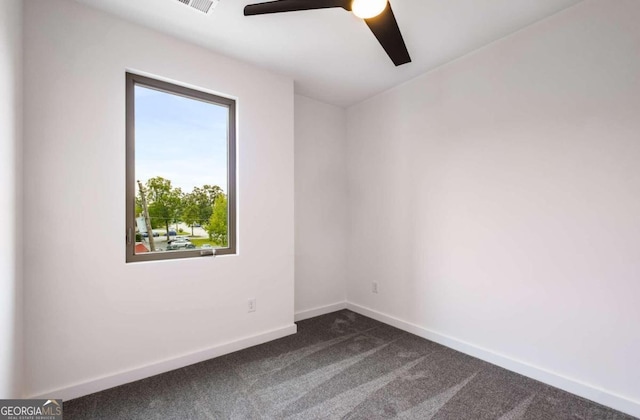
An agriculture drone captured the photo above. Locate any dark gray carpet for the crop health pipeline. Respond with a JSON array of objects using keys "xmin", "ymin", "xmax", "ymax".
[{"xmin": 64, "ymin": 310, "xmax": 634, "ymax": 419}]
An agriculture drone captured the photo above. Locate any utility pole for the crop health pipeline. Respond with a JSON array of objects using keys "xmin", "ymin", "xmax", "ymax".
[{"xmin": 137, "ymin": 180, "xmax": 156, "ymax": 252}]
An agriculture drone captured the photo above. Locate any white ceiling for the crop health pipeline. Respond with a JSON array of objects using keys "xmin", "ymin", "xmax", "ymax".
[{"xmin": 75, "ymin": 0, "xmax": 583, "ymax": 107}]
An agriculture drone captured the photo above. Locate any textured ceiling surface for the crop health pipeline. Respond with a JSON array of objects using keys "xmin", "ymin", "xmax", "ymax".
[{"xmin": 75, "ymin": 0, "xmax": 583, "ymax": 107}]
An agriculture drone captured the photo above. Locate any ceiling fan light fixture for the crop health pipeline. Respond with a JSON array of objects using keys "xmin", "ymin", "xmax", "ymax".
[
  {"xmin": 244, "ymin": 0, "xmax": 410, "ymax": 66},
  {"xmin": 351, "ymin": 0, "xmax": 388, "ymax": 19}
]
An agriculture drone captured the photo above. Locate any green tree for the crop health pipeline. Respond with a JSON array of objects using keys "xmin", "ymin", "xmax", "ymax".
[
  {"xmin": 135, "ymin": 196, "xmax": 143, "ymax": 217},
  {"xmin": 181, "ymin": 194, "xmax": 201, "ymax": 236},
  {"xmin": 183, "ymin": 185, "xmax": 224, "ymax": 234},
  {"xmin": 207, "ymin": 194, "xmax": 228, "ymax": 246},
  {"xmin": 144, "ymin": 177, "xmax": 183, "ymax": 239},
  {"xmin": 200, "ymin": 184, "xmax": 224, "ymax": 225}
]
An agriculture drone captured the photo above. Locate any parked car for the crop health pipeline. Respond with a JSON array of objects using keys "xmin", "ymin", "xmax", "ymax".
[
  {"xmin": 168, "ymin": 230, "xmax": 177, "ymax": 236},
  {"xmin": 166, "ymin": 241, "xmax": 196, "ymax": 250},
  {"xmin": 167, "ymin": 237, "xmax": 193, "ymax": 249},
  {"xmin": 141, "ymin": 231, "xmax": 160, "ymax": 238}
]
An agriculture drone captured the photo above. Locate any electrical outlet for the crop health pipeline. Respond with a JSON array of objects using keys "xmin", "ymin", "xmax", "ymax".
[
  {"xmin": 372, "ymin": 282, "xmax": 378, "ymax": 294},
  {"xmin": 248, "ymin": 298, "xmax": 256, "ymax": 312}
]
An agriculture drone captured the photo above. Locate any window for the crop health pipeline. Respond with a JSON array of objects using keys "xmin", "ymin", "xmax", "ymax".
[{"xmin": 126, "ymin": 73, "xmax": 236, "ymax": 262}]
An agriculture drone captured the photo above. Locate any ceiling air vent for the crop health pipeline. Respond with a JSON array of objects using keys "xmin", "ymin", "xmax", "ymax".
[{"xmin": 176, "ymin": 0, "xmax": 218, "ymax": 15}]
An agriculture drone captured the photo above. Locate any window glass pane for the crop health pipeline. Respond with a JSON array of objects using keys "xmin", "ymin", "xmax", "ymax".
[{"xmin": 133, "ymin": 85, "xmax": 230, "ymax": 255}]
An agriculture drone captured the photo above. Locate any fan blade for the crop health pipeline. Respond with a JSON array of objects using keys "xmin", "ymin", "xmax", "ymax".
[
  {"xmin": 244, "ymin": 0, "xmax": 350, "ymax": 16},
  {"xmin": 364, "ymin": 2, "xmax": 411, "ymax": 66}
]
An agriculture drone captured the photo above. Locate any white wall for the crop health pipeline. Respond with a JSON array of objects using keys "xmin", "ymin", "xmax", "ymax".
[
  {"xmin": 0, "ymin": 0, "xmax": 23, "ymax": 399},
  {"xmin": 294, "ymin": 95, "xmax": 348, "ymax": 319},
  {"xmin": 23, "ymin": 0, "xmax": 294, "ymax": 399},
  {"xmin": 347, "ymin": 0, "xmax": 640, "ymax": 415}
]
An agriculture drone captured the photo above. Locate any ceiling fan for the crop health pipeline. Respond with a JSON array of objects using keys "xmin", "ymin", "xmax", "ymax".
[{"xmin": 243, "ymin": 0, "xmax": 411, "ymax": 66}]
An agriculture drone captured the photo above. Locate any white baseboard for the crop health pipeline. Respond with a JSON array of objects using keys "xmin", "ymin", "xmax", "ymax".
[
  {"xmin": 346, "ymin": 302, "xmax": 640, "ymax": 419},
  {"xmin": 295, "ymin": 301, "xmax": 347, "ymax": 322},
  {"xmin": 29, "ymin": 324, "xmax": 297, "ymax": 401}
]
